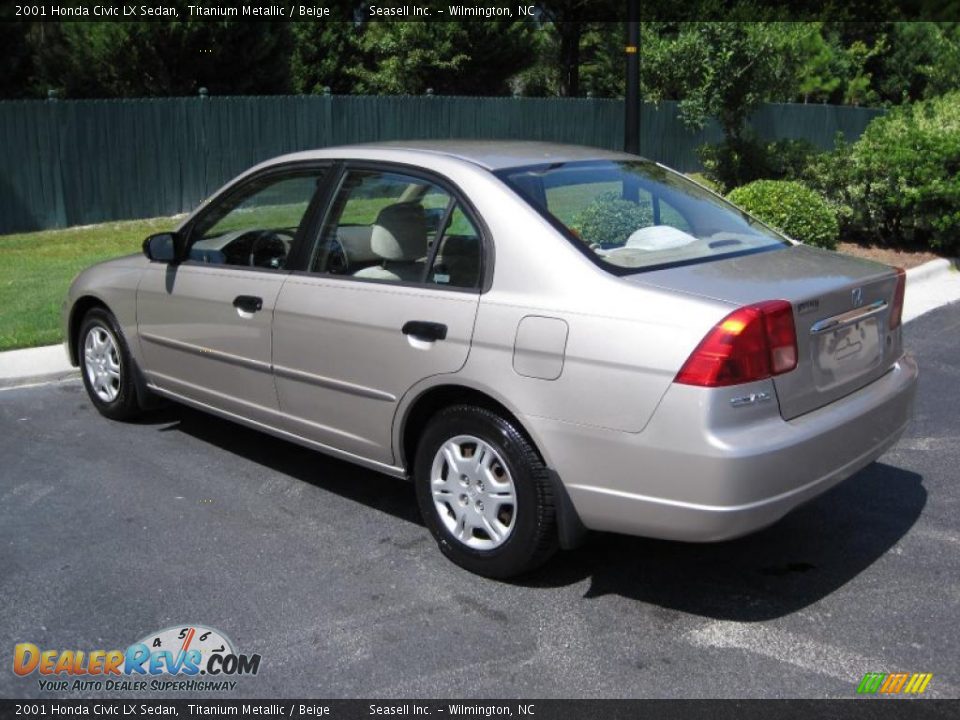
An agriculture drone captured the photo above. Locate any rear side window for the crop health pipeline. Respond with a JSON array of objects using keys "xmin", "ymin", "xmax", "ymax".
[
  {"xmin": 428, "ymin": 206, "xmax": 482, "ymax": 289},
  {"xmin": 498, "ymin": 160, "xmax": 786, "ymax": 273},
  {"xmin": 309, "ymin": 169, "xmax": 482, "ymax": 289}
]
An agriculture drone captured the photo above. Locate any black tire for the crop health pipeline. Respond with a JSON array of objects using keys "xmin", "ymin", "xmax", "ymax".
[
  {"xmin": 78, "ymin": 308, "xmax": 143, "ymax": 421},
  {"xmin": 414, "ymin": 405, "xmax": 558, "ymax": 578}
]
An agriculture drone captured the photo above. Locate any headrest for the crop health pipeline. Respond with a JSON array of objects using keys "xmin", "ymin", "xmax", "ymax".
[
  {"xmin": 370, "ymin": 202, "xmax": 428, "ymax": 261},
  {"xmin": 336, "ymin": 225, "xmax": 380, "ymax": 263}
]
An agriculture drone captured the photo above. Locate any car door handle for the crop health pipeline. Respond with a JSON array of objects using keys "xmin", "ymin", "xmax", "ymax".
[
  {"xmin": 402, "ymin": 321, "xmax": 448, "ymax": 342},
  {"xmin": 233, "ymin": 295, "xmax": 263, "ymax": 314}
]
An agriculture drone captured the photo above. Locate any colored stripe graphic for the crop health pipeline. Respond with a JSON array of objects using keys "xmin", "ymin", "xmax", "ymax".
[
  {"xmin": 904, "ymin": 673, "xmax": 933, "ymax": 694},
  {"xmin": 858, "ymin": 672, "xmax": 933, "ymax": 695},
  {"xmin": 857, "ymin": 673, "xmax": 886, "ymax": 694},
  {"xmin": 880, "ymin": 673, "xmax": 910, "ymax": 693}
]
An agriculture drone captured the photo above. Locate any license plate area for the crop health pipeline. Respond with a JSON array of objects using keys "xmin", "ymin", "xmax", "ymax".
[{"xmin": 813, "ymin": 317, "xmax": 883, "ymax": 391}]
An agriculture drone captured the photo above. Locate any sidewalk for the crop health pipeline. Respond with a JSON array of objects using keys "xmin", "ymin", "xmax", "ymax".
[
  {"xmin": 1, "ymin": 257, "xmax": 958, "ymax": 390},
  {"xmin": 901, "ymin": 258, "xmax": 960, "ymax": 323},
  {"xmin": 0, "ymin": 343, "xmax": 75, "ymax": 389}
]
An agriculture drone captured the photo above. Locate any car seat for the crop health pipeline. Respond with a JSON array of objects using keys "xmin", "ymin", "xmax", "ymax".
[{"xmin": 352, "ymin": 202, "xmax": 428, "ymax": 282}]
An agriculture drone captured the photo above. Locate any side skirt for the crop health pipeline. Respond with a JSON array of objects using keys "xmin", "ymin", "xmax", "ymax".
[{"xmin": 147, "ymin": 384, "xmax": 408, "ymax": 480}]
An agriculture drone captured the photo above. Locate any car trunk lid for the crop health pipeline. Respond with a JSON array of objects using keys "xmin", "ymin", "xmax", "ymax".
[{"xmin": 628, "ymin": 245, "xmax": 903, "ymax": 420}]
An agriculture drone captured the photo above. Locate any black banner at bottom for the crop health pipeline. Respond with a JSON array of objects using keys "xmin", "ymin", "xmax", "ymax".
[{"xmin": 1, "ymin": 700, "xmax": 959, "ymax": 720}]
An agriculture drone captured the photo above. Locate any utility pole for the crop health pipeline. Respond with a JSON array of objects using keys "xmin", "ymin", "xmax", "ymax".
[{"xmin": 624, "ymin": 1, "xmax": 640, "ymax": 155}]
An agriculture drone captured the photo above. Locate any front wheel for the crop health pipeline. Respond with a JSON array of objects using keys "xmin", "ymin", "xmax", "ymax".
[
  {"xmin": 78, "ymin": 308, "xmax": 142, "ymax": 421},
  {"xmin": 414, "ymin": 405, "xmax": 558, "ymax": 578}
]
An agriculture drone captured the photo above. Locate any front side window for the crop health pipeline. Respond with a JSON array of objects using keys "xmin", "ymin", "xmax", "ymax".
[
  {"xmin": 187, "ymin": 170, "xmax": 327, "ymax": 269},
  {"xmin": 496, "ymin": 160, "xmax": 787, "ymax": 273},
  {"xmin": 310, "ymin": 169, "xmax": 482, "ymax": 289}
]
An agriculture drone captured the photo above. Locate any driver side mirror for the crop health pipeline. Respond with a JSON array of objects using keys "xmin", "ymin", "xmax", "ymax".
[{"xmin": 142, "ymin": 232, "xmax": 181, "ymax": 263}]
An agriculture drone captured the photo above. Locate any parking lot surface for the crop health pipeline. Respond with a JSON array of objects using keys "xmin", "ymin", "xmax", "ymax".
[{"xmin": 1, "ymin": 304, "xmax": 958, "ymax": 699}]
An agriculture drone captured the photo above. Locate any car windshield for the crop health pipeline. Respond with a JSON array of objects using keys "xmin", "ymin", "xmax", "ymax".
[{"xmin": 495, "ymin": 160, "xmax": 789, "ymax": 273}]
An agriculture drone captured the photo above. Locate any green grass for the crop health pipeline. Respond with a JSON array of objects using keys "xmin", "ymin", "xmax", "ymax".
[{"xmin": 0, "ymin": 217, "xmax": 178, "ymax": 351}]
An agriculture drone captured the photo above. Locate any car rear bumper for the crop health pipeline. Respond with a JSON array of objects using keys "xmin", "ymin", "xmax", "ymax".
[{"xmin": 527, "ymin": 354, "xmax": 918, "ymax": 541}]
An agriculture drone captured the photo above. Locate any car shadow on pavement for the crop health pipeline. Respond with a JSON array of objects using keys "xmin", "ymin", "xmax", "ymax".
[
  {"xmin": 143, "ymin": 403, "xmax": 924, "ymax": 622},
  {"xmin": 145, "ymin": 404, "xmax": 425, "ymax": 526},
  {"xmin": 525, "ymin": 461, "xmax": 926, "ymax": 621}
]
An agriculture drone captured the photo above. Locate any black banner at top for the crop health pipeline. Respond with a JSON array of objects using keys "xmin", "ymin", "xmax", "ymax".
[{"xmin": 3, "ymin": 0, "xmax": 960, "ymax": 23}]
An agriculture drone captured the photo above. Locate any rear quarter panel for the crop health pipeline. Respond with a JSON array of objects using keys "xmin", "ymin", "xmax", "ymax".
[{"xmin": 429, "ymin": 166, "xmax": 734, "ymax": 441}]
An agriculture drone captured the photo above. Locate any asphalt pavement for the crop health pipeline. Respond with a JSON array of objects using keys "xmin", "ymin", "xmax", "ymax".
[{"xmin": 1, "ymin": 303, "xmax": 958, "ymax": 699}]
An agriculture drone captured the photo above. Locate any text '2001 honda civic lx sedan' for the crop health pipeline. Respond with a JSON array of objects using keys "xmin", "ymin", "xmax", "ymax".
[{"xmin": 64, "ymin": 141, "xmax": 917, "ymax": 578}]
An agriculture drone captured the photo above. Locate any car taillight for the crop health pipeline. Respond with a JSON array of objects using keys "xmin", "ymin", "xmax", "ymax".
[
  {"xmin": 889, "ymin": 267, "xmax": 906, "ymax": 330},
  {"xmin": 675, "ymin": 300, "xmax": 798, "ymax": 387}
]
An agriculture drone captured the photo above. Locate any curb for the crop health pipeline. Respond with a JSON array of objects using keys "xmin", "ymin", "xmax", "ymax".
[
  {"xmin": 906, "ymin": 257, "xmax": 957, "ymax": 284},
  {"xmin": 0, "ymin": 344, "xmax": 79, "ymax": 391},
  {"xmin": 0, "ymin": 368, "xmax": 79, "ymax": 390},
  {"xmin": 1, "ymin": 256, "xmax": 958, "ymax": 392}
]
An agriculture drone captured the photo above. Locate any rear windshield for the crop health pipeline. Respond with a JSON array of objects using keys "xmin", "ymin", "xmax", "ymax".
[{"xmin": 495, "ymin": 160, "xmax": 788, "ymax": 273}]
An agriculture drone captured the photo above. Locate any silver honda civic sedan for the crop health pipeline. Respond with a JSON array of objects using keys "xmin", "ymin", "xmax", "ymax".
[{"xmin": 63, "ymin": 141, "xmax": 917, "ymax": 578}]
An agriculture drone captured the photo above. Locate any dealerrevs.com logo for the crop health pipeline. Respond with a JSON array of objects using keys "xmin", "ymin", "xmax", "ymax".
[{"xmin": 13, "ymin": 625, "xmax": 261, "ymax": 693}]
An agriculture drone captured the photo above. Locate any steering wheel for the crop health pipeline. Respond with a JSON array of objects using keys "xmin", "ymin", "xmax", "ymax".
[{"xmin": 247, "ymin": 230, "xmax": 293, "ymax": 269}]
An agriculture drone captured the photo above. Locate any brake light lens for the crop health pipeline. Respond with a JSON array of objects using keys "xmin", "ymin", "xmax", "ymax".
[
  {"xmin": 889, "ymin": 267, "xmax": 906, "ymax": 330},
  {"xmin": 675, "ymin": 300, "xmax": 798, "ymax": 387}
]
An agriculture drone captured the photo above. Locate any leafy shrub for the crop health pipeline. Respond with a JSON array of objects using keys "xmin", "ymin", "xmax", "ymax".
[
  {"xmin": 727, "ymin": 180, "xmax": 839, "ymax": 249},
  {"xmin": 572, "ymin": 191, "xmax": 653, "ymax": 247},
  {"xmin": 768, "ymin": 138, "xmax": 821, "ymax": 183},
  {"xmin": 801, "ymin": 134, "xmax": 856, "ymax": 234},
  {"xmin": 697, "ymin": 135, "xmax": 771, "ymax": 193},
  {"xmin": 836, "ymin": 92, "xmax": 960, "ymax": 251},
  {"xmin": 697, "ymin": 135, "xmax": 819, "ymax": 193}
]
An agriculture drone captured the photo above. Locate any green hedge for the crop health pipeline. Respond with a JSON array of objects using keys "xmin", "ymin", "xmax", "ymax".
[
  {"xmin": 697, "ymin": 135, "xmax": 820, "ymax": 193},
  {"xmin": 834, "ymin": 92, "xmax": 960, "ymax": 252},
  {"xmin": 573, "ymin": 191, "xmax": 653, "ymax": 246},
  {"xmin": 727, "ymin": 180, "xmax": 839, "ymax": 250}
]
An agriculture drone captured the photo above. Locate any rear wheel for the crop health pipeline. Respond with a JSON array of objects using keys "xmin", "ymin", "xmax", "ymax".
[
  {"xmin": 414, "ymin": 405, "xmax": 558, "ymax": 578},
  {"xmin": 78, "ymin": 308, "xmax": 142, "ymax": 421}
]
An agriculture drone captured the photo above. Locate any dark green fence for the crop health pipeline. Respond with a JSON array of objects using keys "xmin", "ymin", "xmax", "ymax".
[{"xmin": 0, "ymin": 95, "xmax": 884, "ymax": 234}]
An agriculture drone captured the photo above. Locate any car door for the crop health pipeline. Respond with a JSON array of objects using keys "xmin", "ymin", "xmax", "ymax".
[
  {"xmin": 137, "ymin": 165, "xmax": 330, "ymax": 426},
  {"xmin": 272, "ymin": 164, "xmax": 486, "ymax": 466}
]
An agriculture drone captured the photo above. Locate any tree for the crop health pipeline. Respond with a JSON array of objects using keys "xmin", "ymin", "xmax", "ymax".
[
  {"xmin": 794, "ymin": 23, "xmax": 844, "ymax": 104},
  {"xmin": 31, "ymin": 18, "xmax": 292, "ymax": 98},
  {"xmin": 536, "ymin": 1, "xmax": 619, "ymax": 97},
  {"xmin": 350, "ymin": 21, "xmax": 536, "ymax": 96},
  {"xmin": 508, "ymin": 18, "xmax": 624, "ymax": 99},
  {"xmin": 290, "ymin": 9, "xmax": 363, "ymax": 95},
  {"xmin": 640, "ymin": 22, "xmax": 806, "ymax": 141},
  {"xmin": 579, "ymin": 23, "xmax": 625, "ymax": 98},
  {"xmin": 507, "ymin": 27, "xmax": 561, "ymax": 97},
  {"xmin": 841, "ymin": 37, "xmax": 885, "ymax": 107},
  {"xmin": 0, "ymin": 22, "xmax": 37, "ymax": 98},
  {"xmin": 870, "ymin": 22, "xmax": 960, "ymax": 104}
]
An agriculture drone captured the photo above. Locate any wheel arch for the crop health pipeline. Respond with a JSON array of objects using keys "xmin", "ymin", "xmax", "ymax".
[
  {"xmin": 68, "ymin": 295, "xmax": 157, "ymax": 411},
  {"xmin": 398, "ymin": 383, "xmax": 542, "ymax": 473},
  {"xmin": 67, "ymin": 295, "xmax": 111, "ymax": 366},
  {"xmin": 397, "ymin": 381, "xmax": 587, "ymax": 550}
]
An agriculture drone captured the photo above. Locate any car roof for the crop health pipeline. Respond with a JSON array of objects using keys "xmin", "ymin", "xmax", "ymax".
[{"xmin": 273, "ymin": 141, "xmax": 639, "ymax": 172}]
